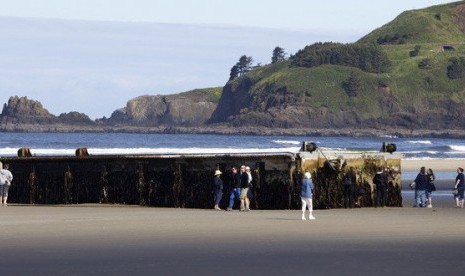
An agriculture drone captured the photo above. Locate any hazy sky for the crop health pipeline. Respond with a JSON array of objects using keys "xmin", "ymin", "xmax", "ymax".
[
  {"xmin": 1, "ymin": 0, "xmax": 456, "ymax": 31},
  {"xmin": 0, "ymin": 0, "xmax": 456, "ymax": 119}
]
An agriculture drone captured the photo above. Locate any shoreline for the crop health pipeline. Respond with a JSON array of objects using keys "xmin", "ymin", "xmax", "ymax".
[{"xmin": 3, "ymin": 124, "xmax": 465, "ymax": 139}]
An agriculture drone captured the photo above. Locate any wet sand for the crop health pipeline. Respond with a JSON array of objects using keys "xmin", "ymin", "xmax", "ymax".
[
  {"xmin": 0, "ymin": 204, "xmax": 464, "ymax": 275},
  {"xmin": 402, "ymin": 159, "xmax": 465, "ymax": 172}
]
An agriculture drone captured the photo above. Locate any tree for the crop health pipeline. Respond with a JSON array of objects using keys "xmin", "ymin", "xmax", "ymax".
[
  {"xmin": 271, "ymin": 46, "xmax": 286, "ymax": 63},
  {"xmin": 447, "ymin": 57, "xmax": 465, "ymax": 79},
  {"xmin": 237, "ymin": 55, "xmax": 253, "ymax": 75},
  {"xmin": 229, "ymin": 55, "xmax": 254, "ymax": 81},
  {"xmin": 229, "ymin": 65, "xmax": 240, "ymax": 81},
  {"xmin": 342, "ymin": 71, "xmax": 361, "ymax": 97}
]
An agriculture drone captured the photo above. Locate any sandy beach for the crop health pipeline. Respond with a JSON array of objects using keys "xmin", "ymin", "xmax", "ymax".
[{"xmin": 0, "ymin": 204, "xmax": 464, "ymax": 275}]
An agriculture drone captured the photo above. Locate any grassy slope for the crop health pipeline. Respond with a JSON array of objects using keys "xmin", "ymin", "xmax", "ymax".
[
  {"xmin": 228, "ymin": 1, "xmax": 465, "ymax": 123},
  {"xmin": 358, "ymin": 1, "xmax": 465, "ymax": 44}
]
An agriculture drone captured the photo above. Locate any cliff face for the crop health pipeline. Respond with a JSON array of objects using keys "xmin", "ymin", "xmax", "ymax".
[{"xmin": 105, "ymin": 89, "xmax": 220, "ymax": 126}]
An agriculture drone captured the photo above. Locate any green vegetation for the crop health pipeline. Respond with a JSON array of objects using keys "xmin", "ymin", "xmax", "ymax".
[
  {"xmin": 208, "ymin": 1, "xmax": 465, "ymax": 129},
  {"xmin": 358, "ymin": 1, "xmax": 465, "ymax": 44},
  {"xmin": 178, "ymin": 87, "xmax": 223, "ymax": 103},
  {"xmin": 291, "ymin": 42, "xmax": 391, "ymax": 73}
]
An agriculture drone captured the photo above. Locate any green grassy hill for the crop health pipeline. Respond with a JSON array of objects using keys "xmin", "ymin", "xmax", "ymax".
[
  {"xmin": 210, "ymin": 1, "xmax": 465, "ymax": 131},
  {"xmin": 358, "ymin": 1, "xmax": 465, "ymax": 44}
]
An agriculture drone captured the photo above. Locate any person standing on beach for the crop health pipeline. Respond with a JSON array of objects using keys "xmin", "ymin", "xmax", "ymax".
[
  {"xmin": 410, "ymin": 166, "xmax": 428, "ymax": 208},
  {"xmin": 0, "ymin": 162, "xmax": 13, "ymax": 206},
  {"xmin": 245, "ymin": 166, "xmax": 253, "ymax": 208},
  {"xmin": 226, "ymin": 167, "xmax": 241, "ymax": 211},
  {"xmin": 239, "ymin": 165, "xmax": 250, "ymax": 211},
  {"xmin": 301, "ymin": 172, "xmax": 315, "ymax": 220},
  {"xmin": 426, "ymin": 168, "xmax": 436, "ymax": 208},
  {"xmin": 213, "ymin": 169, "xmax": 223, "ymax": 210},
  {"xmin": 453, "ymin": 167, "xmax": 464, "ymax": 208},
  {"xmin": 373, "ymin": 167, "xmax": 388, "ymax": 207},
  {"xmin": 343, "ymin": 167, "xmax": 356, "ymax": 208}
]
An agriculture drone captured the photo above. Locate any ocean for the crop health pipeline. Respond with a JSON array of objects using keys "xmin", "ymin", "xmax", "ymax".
[{"xmin": 0, "ymin": 132, "xmax": 464, "ymax": 160}]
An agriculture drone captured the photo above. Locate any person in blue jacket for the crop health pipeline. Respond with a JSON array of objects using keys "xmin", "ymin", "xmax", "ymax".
[{"xmin": 301, "ymin": 172, "xmax": 315, "ymax": 220}]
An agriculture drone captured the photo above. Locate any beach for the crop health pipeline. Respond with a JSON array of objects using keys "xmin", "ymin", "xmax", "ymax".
[
  {"xmin": 402, "ymin": 159, "xmax": 465, "ymax": 172},
  {"xmin": 0, "ymin": 204, "xmax": 464, "ymax": 275}
]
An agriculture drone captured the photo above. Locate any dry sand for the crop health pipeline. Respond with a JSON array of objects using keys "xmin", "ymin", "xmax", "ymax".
[{"xmin": 0, "ymin": 204, "xmax": 464, "ymax": 275}]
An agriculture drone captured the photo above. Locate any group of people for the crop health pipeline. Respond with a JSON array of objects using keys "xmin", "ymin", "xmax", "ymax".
[
  {"xmin": 0, "ymin": 162, "xmax": 13, "ymax": 206},
  {"xmin": 409, "ymin": 166, "xmax": 465, "ymax": 208},
  {"xmin": 410, "ymin": 166, "xmax": 436, "ymax": 208},
  {"xmin": 212, "ymin": 165, "xmax": 253, "ymax": 211}
]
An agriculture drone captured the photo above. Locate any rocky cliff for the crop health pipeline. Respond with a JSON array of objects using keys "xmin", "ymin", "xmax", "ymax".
[
  {"xmin": 0, "ymin": 96, "xmax": 94, "ymax": 127},
  {"xmin": 103, "ymin": 88, "xmax": 221, "ymax": 127}
]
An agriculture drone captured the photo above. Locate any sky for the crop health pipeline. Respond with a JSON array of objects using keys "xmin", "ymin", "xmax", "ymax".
[{"xmin": 0, "ymin": 0, "xmax": 457, "ymax": 119}]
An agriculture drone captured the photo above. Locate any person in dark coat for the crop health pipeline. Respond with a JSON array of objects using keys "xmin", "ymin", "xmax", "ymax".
[
  {"xmin": 239, "ymin": 165, "xmax": 250, "ymax": 211},
  {"xmin": 226, "ymin": 167, "xmax": 241, "ymax": 211},
  {"xmin": 454, "ymin": 167, "xmax": 465, "ymax": 208},
  {"xmin": 373, "ymin": 167, "xmax": 388, "ymax": 207},
  {"xmin": 426, "ymin": 168, "xmax": 436, "ymax": 208},
  {"xmin": 213, "ymin": 170, "xmax": 223, "ymax": 210},
  {"xmin": 343, "ymin": 167, "xmax": 356, "ymax": 208},
  {"xmin": 410, "ymin": 166, "xmax": 428, "ymax": 207}
]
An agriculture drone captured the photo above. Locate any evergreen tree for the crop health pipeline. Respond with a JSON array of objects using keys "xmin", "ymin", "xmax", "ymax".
[
  {"xmin": 229, "ymin": 65, "xmax": 240, "ymax": 81},
  {"xmin": 342, "ymin": 71, "xmax": 361, "ymax": 97},
  {"xmin": 271, "ymin": 46, "xmax": 286, "ymax": 63},
  {"xmin": 229, "ymin": 55, "xmax": 254, "ymax": 81}
]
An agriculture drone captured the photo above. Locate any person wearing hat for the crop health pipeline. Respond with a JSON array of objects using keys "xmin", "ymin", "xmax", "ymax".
[
  {"xmin": 301, "ymin": 172, "xmax": 315, "ymax": 220},
  {"xmin": 213, "ymin": 169, "xmax": 224, "ymax": 210}
]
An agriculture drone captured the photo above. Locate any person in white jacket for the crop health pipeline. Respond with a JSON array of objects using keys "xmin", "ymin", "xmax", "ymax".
[{"xmin": 0, "ymin": 162, "xmax": 13, "ymax": 206}]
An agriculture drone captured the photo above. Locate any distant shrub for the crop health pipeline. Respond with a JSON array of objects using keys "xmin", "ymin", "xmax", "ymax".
[
  {"xmin": 378, "ymin": 80, "xmax": 389, "ymax": 87},
  {"xmin": 435, "ymin": 13, "xmax": 442, "ymax": 21},
  {"xmin": 409, "ymin": 45, "xmax": 421, "ymax": 57},
  {"xmin": 418, "ymin": 58, "xmax": 432, "ymax": 69},
  {"xmin": 342, "ymin": 72, "xmax": 361, "ymax": 97},
  {"xmin": 376, "ymin": 33, "xmax": 412, "ymax": 45},
  {"xmin": 291, "ymin": 42, "xmax": 391, "ymax": 73},
  {"xmin": 447, "ymin": 57, "xmax": 465, "ymax": 79}
]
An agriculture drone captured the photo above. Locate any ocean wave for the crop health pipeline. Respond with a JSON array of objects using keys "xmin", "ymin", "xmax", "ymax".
[
  {"xmin": 0, "ymin": 147, "xmax": 302, "ymax": 156},
  {"xmin": 449, "ymin": 145, "xmax": 465, "ymax": 152},
  {"xmin": 406, "ymin": 140, "xmax": 432, "ymax": 145},
  {"xmin": 272, "ymin": 140, "xmax": 301, "ymax": 145}
]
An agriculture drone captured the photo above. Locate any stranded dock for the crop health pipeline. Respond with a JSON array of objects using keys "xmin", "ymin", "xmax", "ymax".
[{"xmin": 1, "ymin": 143, "xmax": 402, "ymax": 209}]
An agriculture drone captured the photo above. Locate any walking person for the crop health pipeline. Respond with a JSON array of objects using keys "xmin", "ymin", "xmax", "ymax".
[
  {"xmin": 213, "ymin": 169, "xmax": 223, "ymax": 210},
  {"xmin": 301, "ymin": 172, "xmax": 315, "ymax": 220},
  {"xmin": 426, "ymin": 168, "xmax": 436, "ymax": 208},
  {"xmin": 410, "ymin": 166, "xmax": 428, "ymax": 207},
  {"xmin": 226, "ymin": 167, "xmax": 241, "ymax": 211},
  {"xmin": 239, "ymin": 165, "xmax": 250, "ymax": 211},
  {"xmin": 454, "ymin": 167, "xmax": 464, "ymax": 208},
  {"xmin": 343, "ymin": 167, "xmax": 356, "ymax": 208},
  {"xmin": 373, "ymin": 167, "xmax": 388, "ymax": 207},
  {"xmin": 0, "ymin": 162, "xmax": 13, "ymax": 206}
]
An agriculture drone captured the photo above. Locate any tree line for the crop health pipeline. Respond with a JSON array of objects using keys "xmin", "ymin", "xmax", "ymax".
[{"xmin": 291, "ymin": 42, "xmax": 391, "ymax": 73}]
